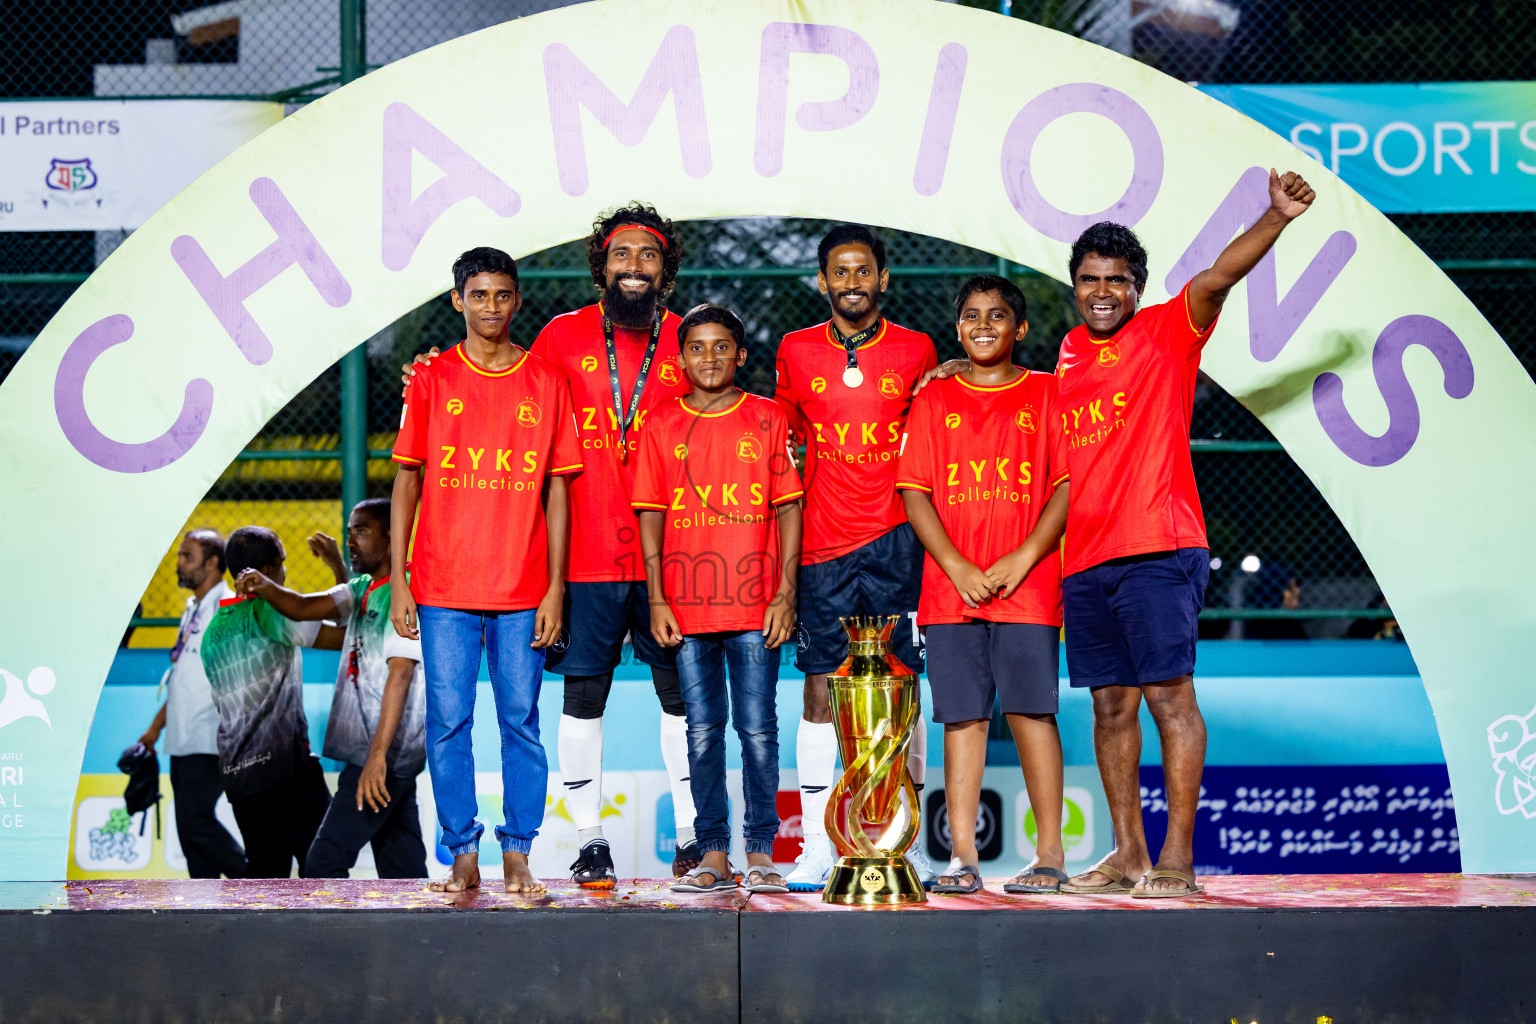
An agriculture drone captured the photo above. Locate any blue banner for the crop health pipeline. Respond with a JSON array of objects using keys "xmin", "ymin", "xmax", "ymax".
[
  {"xmin": 1143, "ymin": 765, "xmax": 1460, "ymax": 874},
  {"xmin": 1200, "ymin": 83, "xmax": 1536, "ymax": 212}
]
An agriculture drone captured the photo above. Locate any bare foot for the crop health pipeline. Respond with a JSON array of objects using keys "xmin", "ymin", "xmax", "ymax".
[
  {"xmin": 503, "ymin": 851, "xmax": 545, "ymax": 893},
  {"xmin": 428, "ymin": 852, "xmax": 481, "ymax": 892}
]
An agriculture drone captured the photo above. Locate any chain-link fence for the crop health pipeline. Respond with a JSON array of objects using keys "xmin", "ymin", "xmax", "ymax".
[{"xmin": 4, "ymin": 0, "xmax": 1534, "ymax": 642}]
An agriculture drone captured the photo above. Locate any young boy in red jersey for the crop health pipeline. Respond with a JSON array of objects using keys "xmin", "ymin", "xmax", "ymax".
[
  {"xmin": 389, "ymin": 247, "xmax": 582, "ymax": 894},
  {"xmin": 897, "ymin": 276, "xmax": 1070, "ymax": 895},
  {"xmin": 632, "ymin": 304, "xmax": 804, "ymax": 893}
]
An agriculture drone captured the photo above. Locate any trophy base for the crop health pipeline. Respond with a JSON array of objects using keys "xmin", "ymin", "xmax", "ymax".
[{"xmin": 821, "ymin": 856, "xmax": 928, "ymax": 906}]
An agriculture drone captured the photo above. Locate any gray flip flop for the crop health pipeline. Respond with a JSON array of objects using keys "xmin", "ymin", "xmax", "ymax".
[
  {"xmin": 931, "ymin": 864, "xmax": 983, "ymax": 894},
  {"xmin": 1003, "ymin": 865, "xmax": 1069, "ymax": 894},
  {"xmin": 744, "ymin": 866, "xmax": 790, "ymax": 894},
  {"xmin": 671, "ymin": 867, "xmax": 738, "ymax": 893}
]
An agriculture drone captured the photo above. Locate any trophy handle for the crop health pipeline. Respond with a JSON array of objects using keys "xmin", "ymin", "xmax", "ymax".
[
  {"xmin": 868, "ymin": 769, "xmax": 921, "ymax": 856},
  {"xmin": 825, "ymin": 719, "xmax": 890, "ymax": 858},
  {"xmin": 825, "ymin": 713, "xmax": 922, "ymax": 859}
]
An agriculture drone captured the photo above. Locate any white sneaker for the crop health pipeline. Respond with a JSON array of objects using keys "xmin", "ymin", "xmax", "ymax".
[
  {"xmin": 785, "ymin": 836, "xmax": 837, "ymax": 891},
  {"xmin": 906, "ymin": 844, "xmax": 938, "ymax": 888}
]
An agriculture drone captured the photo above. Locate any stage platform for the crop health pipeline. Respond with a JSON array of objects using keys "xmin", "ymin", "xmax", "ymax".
[{"xmin": 2, "ymin": 874, "xmax": 1531, "ymax": 1023}]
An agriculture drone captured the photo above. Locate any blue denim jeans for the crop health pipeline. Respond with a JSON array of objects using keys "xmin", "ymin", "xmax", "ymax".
[
  {"xmin": 676, "ymin": 630, "xmax": 780, "ymax": 855},
  {"xmin": 418, "ymin": 605, "xmax": 546, "ymax": 856}
]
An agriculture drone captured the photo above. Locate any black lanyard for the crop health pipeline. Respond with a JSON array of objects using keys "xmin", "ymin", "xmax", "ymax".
[
  {"xmin": 603, "ymin": 310, "xmax": 664, "ymax": 461},
  {"xmin": 829, "ymin": 317, "xmax": 882, "ymax": 370}
]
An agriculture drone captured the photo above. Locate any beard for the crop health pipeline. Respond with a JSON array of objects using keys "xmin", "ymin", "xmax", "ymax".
[
  {"xmin": 831, "ymin": 288, "xmax": 879, "ymax": 324},
  {"xmin": 603, "ymin": 275, "xmax": 661, "ymax": 328}
]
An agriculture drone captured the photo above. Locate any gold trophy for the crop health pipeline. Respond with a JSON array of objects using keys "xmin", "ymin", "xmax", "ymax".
[{"xmin": 821, "ymin": 616, "xmax": 927, "ymax": 905}]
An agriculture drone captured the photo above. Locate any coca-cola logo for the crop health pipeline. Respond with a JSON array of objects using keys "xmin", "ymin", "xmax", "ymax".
[{"xmin": 772, "ymin": 790, "xmax": 805, "ymax": 861}]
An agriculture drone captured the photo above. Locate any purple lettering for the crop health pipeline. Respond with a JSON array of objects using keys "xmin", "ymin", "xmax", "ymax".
[
  {"xmin": 53, "ymin": 314, "xmax": 212, "ymax": 473},
  {"xmin": 1166, "ymin": 166, "xmax": 1356, "ymax": 362},
  {"xmin": 170, "ymin": 178, "xmax": 351, "ymax": 366},
  {"xmin": 543, "ymin": 25, "xmax": 710, "ymax": 197},
  {"xmin": 1000, "ymin": 83, "xmax": 1162, "ymax": 242},
  {"xmin": 913, "ymin": 43, "xmax": 967, "ymax": 197},
  {"xmin": 755, "ymin": 23, "xmax": 879, "ymax": 177},
  {"xmin": 381, "ymin": 103, "xmax": 520, "ymax": 272},
  {"xmin": 1312, "ymin": 315, "xmax": 1473, "ymax": 467}
]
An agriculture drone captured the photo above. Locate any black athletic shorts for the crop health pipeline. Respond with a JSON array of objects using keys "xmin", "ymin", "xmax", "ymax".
[
  {"xmin": 796, "ymin": 524, "xmax": 924, "ymax": 675},
  {"xmin": 544, "ymin": 580, "xmax": 680, "ymax": 677}
]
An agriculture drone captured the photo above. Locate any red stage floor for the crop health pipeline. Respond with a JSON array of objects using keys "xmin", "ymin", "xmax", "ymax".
[{"xmin": 3, "ymin": 872, "xmax": 1532, "ymax": 912}]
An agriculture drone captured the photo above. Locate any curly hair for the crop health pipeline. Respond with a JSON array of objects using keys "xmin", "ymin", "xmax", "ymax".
[
  {"xmin": 1068, "ymin": 221, "xmax": 1149, "ymax": 293},
  {"xmin": 585, "ymin": 202, "xmax": 684, "ymax": 296}
]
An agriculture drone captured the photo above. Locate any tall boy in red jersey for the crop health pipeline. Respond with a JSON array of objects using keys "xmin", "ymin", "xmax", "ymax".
[
  {"xmin": 1053, "ymin": 170, "xmax": 1316, "ymax": 898},
  {"xmin": 402, "ymin": 206, "xmax": 700, "ymax": 886},
  {"xmin": 390, "ymin": 247, "xmax": 582, "ymax": 894},
  {"xmin": 897, "ymin": 276, "xmax": 1070, "ymax": 896},
  {"xmin": 773, "ymin": 225, "xmax": 944, "ymax": 890},
  {"xmin": 633, "ymin": 304, "xmax": 804, "ymax": 894}
]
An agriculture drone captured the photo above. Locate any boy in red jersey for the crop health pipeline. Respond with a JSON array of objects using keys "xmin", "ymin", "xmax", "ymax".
[
  {"xmin": 773, "ymin": 224, "xmax": 946, "ymax": 890},
  {"xmin": 404, "ymin": 206, "xmax": 701, "ymax": 887},
  {"xmin": 389, "ymin": 247, "xmax": 582, "ymax": 894},
  {"xmin": 634, "ymin": 304, "xmax": 803, "ymax": 893},
  {"xmin": 897, "ymin": 276, "xmax": 1070, "ymax": 895},
  {"xmin": 1051, "ymin": 170, "xmax": 1316, "ymax": 898}
]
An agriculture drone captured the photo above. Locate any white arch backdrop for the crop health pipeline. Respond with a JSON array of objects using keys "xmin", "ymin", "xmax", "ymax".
[{"xmin": 1, "ymin": 0, "xmax": 1533, "ymax": 879}]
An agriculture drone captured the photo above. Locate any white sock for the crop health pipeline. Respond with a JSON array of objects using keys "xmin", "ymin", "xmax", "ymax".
[
  {"xmin": 659, "ymin": 712, "xmax": 697, "ymax": 846},
  {"xmin": 558, "ymin": 714, "xmax": 605, "ymax": 834},
  {"xmin": 907, "ymin": 717, "xmax": 927, "ymax": 792},
  {"xmin": 797, "ymin": 719, "xmax": 839, "ymax": 842}
]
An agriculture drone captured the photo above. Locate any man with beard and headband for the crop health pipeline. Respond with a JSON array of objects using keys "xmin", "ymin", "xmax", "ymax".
[
  {"xmin": 405, "ymin": 204, "xmax": 697, "ymax": 886},
  {"xmin": 135, "ymin": 529, "xmax": 246, "ymax": 879},
  {"xmin": 773, "ymin": 224, "xmax": 951, "ymax": 891}
]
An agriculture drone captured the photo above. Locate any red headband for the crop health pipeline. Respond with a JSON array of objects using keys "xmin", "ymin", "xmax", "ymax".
[{"xmin": 602, "ymin": 223, "xmax": 669, "ymax": 250}]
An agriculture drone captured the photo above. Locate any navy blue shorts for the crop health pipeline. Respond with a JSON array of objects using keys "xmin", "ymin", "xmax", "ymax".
[
  {"xmin": 1063, "ymin": 548, "xmax": 1209, "ymax": 688},
  {"xmin": 796, "ymin": 524, "xmax": 924, "ymax": 675},
  {"xmin": 925, "ymin": 621, "xmax": 1059, "ymax": 723},
  {"xmin": 544, "ymin": 580, "xmax": 679, "ymax": 677}
]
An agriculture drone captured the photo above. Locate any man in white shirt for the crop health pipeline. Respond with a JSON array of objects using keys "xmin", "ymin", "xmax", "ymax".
[{"xmin": 137, "ymin": 530, "xmax": 246, "ymax": 879}]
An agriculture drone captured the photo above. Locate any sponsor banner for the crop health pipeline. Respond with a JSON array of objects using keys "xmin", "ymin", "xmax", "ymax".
[
  {"xmin": 1199, "ymin": 83, "xmax": 1536, "ymax": 213},
  {"xmin": 1141, "ymin": 764, "xmax": 1460, "ymax": 874},
  {"xmin": 0, "ymin": 100, "xmax": 281, "ymax": 231}
]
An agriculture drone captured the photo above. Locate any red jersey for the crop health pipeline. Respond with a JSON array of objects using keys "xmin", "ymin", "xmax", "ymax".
[
  {"xmin": 896, "ymin": 371, "xmax": 1069, "ymax": 626},
  {"xmin": 774, "ymin": 319, "xmax": 937, "ymax": 564},
  {"xmin": 392, "ymin": 344, "xmax": 583, "ymax": 610},
  {"xmin": 1054, "ymin": 285, "xmax": 1216, "ymax": 576},
  {"xmin": 631, "ymin": 391, "xmax": 804, "ymax": 634},
  {"xmin": 532, "ymin": 304, "xmax": 692, "ymax": 582}
]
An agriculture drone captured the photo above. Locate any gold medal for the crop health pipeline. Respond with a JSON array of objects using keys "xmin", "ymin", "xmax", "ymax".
[
  {"xmin": 843, "ymin": 366, "xmax": 864, "ymax": 388},
  {"xmin": 617, "ymin": 443, "xmax": 628, "ymax": 466}
]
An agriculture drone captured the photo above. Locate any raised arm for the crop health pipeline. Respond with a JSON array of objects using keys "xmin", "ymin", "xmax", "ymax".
[
  {"xmin": 234, "ymin": 569, "xmax": 340, "ymax": 621},
  {"xmin": 1187, "ymin": 169, "xmax": 1315, "ymax": 331}
]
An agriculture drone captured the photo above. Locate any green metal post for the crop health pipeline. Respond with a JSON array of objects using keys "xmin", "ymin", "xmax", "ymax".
[{"xmin": 338, "ymin": 0, "xmax": 367, "ymax": 536}]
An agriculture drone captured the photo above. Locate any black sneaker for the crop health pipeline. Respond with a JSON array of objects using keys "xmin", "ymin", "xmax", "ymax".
[
  {"xmin": 570, "ymin": 840, "xmax": 616, "ymax": 889},
  {"xmin": 671, "ymin": 840, "xmax": 703, "ymax": 878}
]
